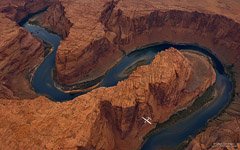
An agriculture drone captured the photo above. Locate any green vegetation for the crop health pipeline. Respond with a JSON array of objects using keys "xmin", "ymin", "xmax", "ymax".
[
  {"xmin": 141, "ymin": 64, "xmax": 237, "ymax": 149},
  {"xmin": 142, "ymin": 84, "xmax": 216, "ymax": 148},
  {"xmin": 43, "ymin": 41, "xmax": 52, "ymax": 57},
  {"xmin": 175, "ymin": 140, "xmax": 190, "ymax": 150},
  {"xmin": 225, "ymin": 64, "xmax": 236, "ymax": 100},
  {"xmin": 28, "ymin": 18, "xmax": 40, "ymax": 26},
  {"xmin": 144, "ymin": 85, "xmax": 215, "ymax": 138},
  {"xmin": 123, "ymin": 60, "xmax": 149, "ymax": 75}
]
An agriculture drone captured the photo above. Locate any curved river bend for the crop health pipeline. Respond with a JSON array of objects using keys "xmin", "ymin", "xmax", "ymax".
[{"xmin": 23, "ymin": 22, "xmax": 232, "ymax": 149}]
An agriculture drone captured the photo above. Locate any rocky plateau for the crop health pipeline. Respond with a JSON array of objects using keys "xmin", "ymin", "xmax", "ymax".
[
  {"xmin": 0, "ymin": 48, "xmax": 216, "ymax": 149},
  {"xmin": 0, "ymin": 0, "xmax": 240, "ymax": 149}
]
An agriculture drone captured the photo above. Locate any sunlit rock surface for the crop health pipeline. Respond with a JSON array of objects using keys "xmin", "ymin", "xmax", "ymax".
[
  {"xmin": 0, "ymin": 0, "xmax": 240, "ymax": 149},
  {"xmin": 0, "ymin": 48, "xmax": 216, "ymax": 149}
]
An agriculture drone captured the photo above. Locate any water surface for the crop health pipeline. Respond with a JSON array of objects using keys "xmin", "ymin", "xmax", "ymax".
[{"xmin": 23, "ymin": 22, "xmax": 232, "ymax": 150}]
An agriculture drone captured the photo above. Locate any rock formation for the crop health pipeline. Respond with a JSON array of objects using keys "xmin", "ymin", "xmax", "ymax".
[
  {"xmin": 51, "ymin": 0, "xmax": 240, "ymax": 87},
  {"xmin": 29, "ymin": 1, "xmax": 73, "ymax": 39},
  {"xmin": 187, "ymin": 115, "xmax": 240, "ymax": 150},
  {"xmin": 0, "ymin": 0, "xmax": 58, "ymax": 99},
  {"xmin": 0, "ymin": 13, "xmax": 44, "ymax": 99},
  {"xmin": 0, "ymin": 0, "xmax": 240, "ymax": 149},
  {"xmin": 0, "ymin": 0, "xmax": 52, "ymax": 23},
  {"xmin": 48, "ymin": 1, "xmax": 240, "ymax": 147},
  {"xmin": 0, "ymin": 48, "xmax": 216, "ymax": 149}
]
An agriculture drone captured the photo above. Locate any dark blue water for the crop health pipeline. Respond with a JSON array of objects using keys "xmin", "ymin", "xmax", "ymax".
[
  {"xmin": 102, "ymin": 43, "xmax": 225, "ymax": 87},
  {"xmin": 25, "ymin": 23, "xmax": 223, "ymax": 101},
  {"xmin": 141, "ymin": 73, "xmax": 232, "ymax": 150},
  {"xmin": 23, "ymin": 23, "xmax": 79, "ymax": 100},
  {"xmin": 23, "ymin": 23, "xmax": 232, "ymax": 150}
]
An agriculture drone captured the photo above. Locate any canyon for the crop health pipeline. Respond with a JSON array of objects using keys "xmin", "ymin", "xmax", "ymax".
[
  {"xmin": 0, "ymin": 0, "xmax": 240, "ymax": 149},
  {"xmin": 0, "ymin": 48, "xmax": 216, "ymax": 149},
  {"xmin": 0, "ymin": 13, "xmax": 44, "ymax": 99}
]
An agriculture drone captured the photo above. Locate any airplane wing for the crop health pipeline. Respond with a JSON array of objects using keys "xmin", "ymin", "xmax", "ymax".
[{"xmin": 142, "ymin": 117, "xmax": 152, "ymax": 124}]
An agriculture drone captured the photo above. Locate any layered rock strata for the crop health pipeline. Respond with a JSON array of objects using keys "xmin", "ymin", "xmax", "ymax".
[
  {"xmin": 29, "ymin": 2, "xmax": 73, "ymax": 39},
  {"xmin": 187, "ymin": 115, "xmax": 240, "ymax": 150},
  {"xmin": 0, "ymin": 0, "xmax": 58, "ymax": 99},
  {"xmin": 0, "ymin": 49, "xmax": 216, "ymax": 149},
  {"xmin": 0, "ymin": 0, "xmax": 239, "ymax": 149},
  {"xmin": 0, "ymin": 13, "xmax": 44, "ymax": 99},
  {"xmin": 54, "ymin": 0, "xmax": 240, "ymax": 86},
  {"xmin": 0, "ymin": 0, "xmax": 53, "ymax": 23},
  {"xmin": 49, "ymin": 1, "xmax": 240, "ymax": 147}
]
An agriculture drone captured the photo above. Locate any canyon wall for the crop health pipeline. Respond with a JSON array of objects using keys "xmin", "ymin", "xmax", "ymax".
[
  {"xmin": 53, "ymin": 0, "xmax": 240, "ymax": 87},
  {"xmin": 0, "ymin": 0, "xmax": 64, "ymax": 99},
  {"xmin": 0, "ymin": 0, "xmax": 239, "ymax": 149},
  {"xmin": 0, "ymin": 0, "xmax": 56, "ymax": 99},
  {"xmin": 49, "ymin": 1, "xmax": 240, "ymax": 148},
  {"xmin": 29, "ymin": 2, "xmax": 73, "ymax": 39},
  {"xmin": 0, "ymin": 14, "xmax": 45, "ymax": 99},
  {"xmin": 0, "ymin": 0, "xmax": 53, "ymax": 23},
  {"xmin": 187, "ymin": 115, "xmax": 240, "ymax": 150},
  {"xmin": 0, "ymin": 49, "xmax": 216, "ymax": 149},
  {"xmin": 53, "ymin": 0, "xmax": 124, "ymax": 85}
]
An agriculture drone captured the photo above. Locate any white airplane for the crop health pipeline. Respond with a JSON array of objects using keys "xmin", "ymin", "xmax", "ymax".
[{"xmin": 141, "ymin": 117, "xmax": 152, "ymax": 125}]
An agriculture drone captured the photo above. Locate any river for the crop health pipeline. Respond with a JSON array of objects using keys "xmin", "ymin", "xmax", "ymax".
[{"xmin": 23, "ymin": 22, "xmax": 233, "ymax": 149}]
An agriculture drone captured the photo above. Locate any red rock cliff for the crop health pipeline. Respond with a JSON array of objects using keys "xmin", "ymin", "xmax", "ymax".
[
  {"xmin": 0, "ymin": 0, "xmax": 52, "ymax": 23},
  {"xmin": 0, "ymin": 14, "xmax": 44, "ymax": 99},
  {"xmin": 53, "ymin": 0, "xmax": 240, "ymax": 87},
  {"xmin": 0, "ymin": 48, "xmax": 216, "ymax": 149},
  {"xmin": 29, "ymin": 1, "xmax": 73, "ymax": 39}
]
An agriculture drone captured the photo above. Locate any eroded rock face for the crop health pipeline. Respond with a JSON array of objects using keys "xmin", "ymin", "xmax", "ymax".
[
  {"xmin": 54, "ymin": 0, "xmax": 123, "ymax": 85},
  {"xmin": 0, "ymin": 0, "xmax": 53, "ymax": 23},
  {"xmin": 0, "ymin": 49, "xmax": 216, "ymax": 149},
  {"xmin": 54, "ymin": 0, "xmax": 240, "ymax": 86},
  {"xmin": 187, "ymin": 116, "xmax": 240, "ymax": 150},
  {"xmin": 0, "ymin": 13, "xmax": 44, "ymax": 99},
  {"xmin": 29, "ymin": 1, "xmax": 73, "ymax": 39},
  {"xmin": 0, "ymin": 0, "xmax": 60, "ymax": 99},
  {"xmin": 50, "ymin": 2, "xmax": 240, "ymax": 147},
  {"xmin": 0, "ymin": 0, "xmax": 239, "ymax": 149}
]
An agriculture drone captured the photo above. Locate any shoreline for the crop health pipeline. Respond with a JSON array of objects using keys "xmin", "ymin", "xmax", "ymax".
[
  {"xmin": 141, "ymin": 61, "xmax": 234, "ymax": 149},
  {"xmin": 49, "ymin": 42, "xmax": 222, "ymax": 94},
  {"xmin": 20, "ymin": 7, "xmax": 234, "ymax": 149},
  {"xmin": 141, "ymin": 85, "xmax": 216, "ymax": 149}
]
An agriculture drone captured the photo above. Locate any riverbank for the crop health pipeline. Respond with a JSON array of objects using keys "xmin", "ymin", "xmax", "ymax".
[
  {"xmin": 142, "ymin": 85, "xmax": 215, "ymax": 149},
  {"xmin": 0, "ymin": 1, "xmax": 239, "ymax": 149},
  {"xmin": 187, "ymin": 65, "xmax": 239, "ymax": 150},
  {"xmin": 0, "ymin": 48, "xmax": 217, "ymax": 149}
]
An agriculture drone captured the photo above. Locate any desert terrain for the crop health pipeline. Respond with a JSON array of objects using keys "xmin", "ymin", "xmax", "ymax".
[{"xmin": 0, "ymin": 0, "xmax": 239, "ymax": 149}]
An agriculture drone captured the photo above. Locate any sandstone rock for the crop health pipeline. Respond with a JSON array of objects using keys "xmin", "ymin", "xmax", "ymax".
[
  {"xmin": 187, "ymin": 116, "xmax": 240, "ymax": 150},
  {"xmin": 0, "ymin": 0, "xmax": 240, "ymax": 149},
  {"xmin": 51, "ymin": 0, "xmax": 240, "ymax": 88},
  {"xmin": 0, "ymin": 49, "xmax": 216, "ymax": 149},
  {"xmin": 0, "ymin": 0, "xmax": 53, "ymax": 23},
  {"xmin": 54, "ymin": 0, "xmax": 123, "ymax": 85},
  {"xmin": 29, "ymin": 2, "xmax": 73, "ymax": 39},
  {"xmin": 0, "ymin": 13, "xmax": 44, "ymax": 99},
  {"xmin": 49, "ymin": 1, "xmax": 240, "ymax": 147}
]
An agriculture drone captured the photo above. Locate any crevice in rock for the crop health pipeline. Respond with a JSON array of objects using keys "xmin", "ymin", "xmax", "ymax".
[
  {"xmin": 26, "ymin": 0, "xmax": 73, "ymax": 39},
  {"xmin": 0, "ymin": 1, "xmax": 55, "ymax": 99},
  {"xmin": 54, "ymin": 3, "xmax": 240, "ymax": 88},
  {"xmin": 99, "ymin": 100, "xmax": 139, "ymax": 139},
  {"xmin": 0, "ymin": 0, "xmax": 53, "ymax": 23},
  {"xmin": 100, "ymin": 0, "xmax": 120, "ymax": 27}
]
